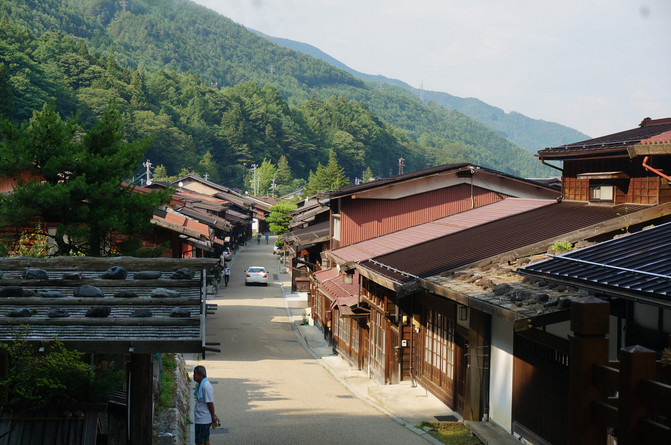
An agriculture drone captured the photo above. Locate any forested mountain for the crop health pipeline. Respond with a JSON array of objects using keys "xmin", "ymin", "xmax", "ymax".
[
  {"xmin": 258, "ymin": 31, "xmax": 591, "ymax": 153},
  {"xmin": 0, "ymin": 0, "xmax": 555, "ymax": 189}
]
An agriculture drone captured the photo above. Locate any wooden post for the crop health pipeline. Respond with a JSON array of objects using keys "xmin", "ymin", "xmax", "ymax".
[
  {"xmin": 569, "ymin": 296, "xmax": 610, "ymax": 445},
  {"xmin": 464, "ymin": 308, "xmax": 488, "ymax": 421},
  {"xmin": 129, "ymin": 353, "xmax": 153, "ymax": 445},
  {"xmin": 0, "ymin": 350, "xmax": 7, "ymax": 407},
  {"xmin": 618, "ymin": 345, "xmax": 656, "ymax": 445}
]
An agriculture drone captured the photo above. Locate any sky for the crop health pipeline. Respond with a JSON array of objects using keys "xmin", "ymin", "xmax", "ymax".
[{"xmin": 191, "ymin": 0, "xmax": 671, "ymax": 138}]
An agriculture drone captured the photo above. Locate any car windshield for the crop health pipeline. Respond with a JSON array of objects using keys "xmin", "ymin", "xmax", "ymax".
[{"xmin": 248, "ymin": 267, "xmax": 265, "ymax": 273}]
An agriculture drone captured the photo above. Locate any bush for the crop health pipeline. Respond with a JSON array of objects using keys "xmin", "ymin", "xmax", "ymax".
[{"xmin": 0, "ymin": 330, "xmax": 94, "ymax": 409}]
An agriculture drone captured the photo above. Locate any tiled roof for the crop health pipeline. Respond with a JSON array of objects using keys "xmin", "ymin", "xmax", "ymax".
[
  {"xmin": 538, "ymin": 117, "xmax": 671, "ymax": 159},
  {"xmin": 518, "ymin": 221, "xmax": 671, "ymax": 305},
  {"xmin": 0, "ymin": 257, "xmax": 218, "ymax": 353},
  {"xmin": 331, "ymin": 198, "xmax": 556, "ymax": 264},
  {"xmin": 360, "ymin": 202, "xmax": 651, "ymax": 284}
]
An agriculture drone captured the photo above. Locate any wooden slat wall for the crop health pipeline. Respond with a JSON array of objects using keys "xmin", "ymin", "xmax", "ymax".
[{"xmin": 339, "ymin": 184, "xmax": 505, "ymax": 246}]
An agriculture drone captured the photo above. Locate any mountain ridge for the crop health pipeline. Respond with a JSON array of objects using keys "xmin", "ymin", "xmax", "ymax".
[{"xmin": 255, "ymin": 30, "xmax": 590, "ymax": 154}]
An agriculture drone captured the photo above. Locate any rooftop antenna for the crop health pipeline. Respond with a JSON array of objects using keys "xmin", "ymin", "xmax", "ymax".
[{"xmin": 398, "ymin": 157, "xmax": 405, "ymax": 175}]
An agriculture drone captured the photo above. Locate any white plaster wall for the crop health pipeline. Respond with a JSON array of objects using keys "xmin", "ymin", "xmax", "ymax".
[
  {"xmin": 634, "ymin": 303, "xmax": 659, "ymax": 331},
  {"xmin": 489, "ymin": 316, "xmax": 514, "ymax": 432},
  {"xmin": 544, "ymin": 320, "xmax": 571, "ymax": 340}
]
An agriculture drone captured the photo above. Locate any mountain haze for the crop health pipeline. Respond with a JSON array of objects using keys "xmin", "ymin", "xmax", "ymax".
[
  {"xmin": 257, "ymin": 31, "xmax": 590, "ymax": 154},
  {"xmin": 0, "ymin": 0, "xmax": 558, "ymax": 185}
]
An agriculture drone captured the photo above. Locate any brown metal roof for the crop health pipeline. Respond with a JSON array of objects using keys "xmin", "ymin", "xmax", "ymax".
[
  {"xmin": 359, "ymin": 202, "xmax": 651, "ymax": 284},
  {"xmin": 332, "ymin": 198, "xmax": 556, "ymax": 264},
  {"xmin": 285, "ymin": 220, "xmax": 330, "ymax": 245},
  {"xmin": 322, "ymin": 162, "xmax": 559, "ymax": 199},
  {"xmin": 538, "ymin": 117, "xmax": 671, "ymax": 159}
]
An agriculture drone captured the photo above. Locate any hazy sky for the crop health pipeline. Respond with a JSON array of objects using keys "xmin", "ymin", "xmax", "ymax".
[{"xmin": 192, "ymin": 0, "xmax": 671, "ymax": 138}]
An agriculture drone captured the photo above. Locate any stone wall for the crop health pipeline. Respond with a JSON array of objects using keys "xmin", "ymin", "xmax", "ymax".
[{"xmin": 155, "ymin": 354, "xmax": 191, "ymax": 445}]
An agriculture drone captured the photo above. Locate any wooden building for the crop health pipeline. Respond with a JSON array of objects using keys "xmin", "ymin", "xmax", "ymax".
[
  {"xmin": 0, "ymin": 256, "xmax": 219, "ymax": 445},
  {"xmin": 304, "ymin": 118, "xmax": 671, "ymax": 445}
]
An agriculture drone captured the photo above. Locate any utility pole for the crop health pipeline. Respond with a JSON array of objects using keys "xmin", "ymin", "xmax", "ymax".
[
  {"xmin": 398, "ymin": 157, "xmax": 405, "ymax": 175},
  {"xmin": 250, "ymin": 164, "xmax": 258, "ymax": 195},
  {"xmin": 120, "ymin": 0, "xmax": 128, "ymax": 12},
  {"xmin": 143, "ymin": 159, "xmax": 152, "ymax": 185},
  {"xmin": 269, "ymin": 64, "xmax": 275, "ymax": 75},
  {"xmin": 420, "ymin": 81, "xmax": 424, "ymax": 102}
]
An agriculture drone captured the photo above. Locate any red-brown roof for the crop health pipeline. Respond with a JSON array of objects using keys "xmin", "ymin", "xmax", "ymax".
[
  {"xmin": 314, "ymin": 268, "xmax": 359, "ymax": 306},
  {"xmin": 331, "ymin": 198, "xmax": 556, "ymax": 264}
]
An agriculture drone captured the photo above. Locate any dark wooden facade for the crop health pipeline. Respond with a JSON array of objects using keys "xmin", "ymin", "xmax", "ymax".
[{"xmin": 562, "ymin": 156, "xmax": 671, "ymax": 205}]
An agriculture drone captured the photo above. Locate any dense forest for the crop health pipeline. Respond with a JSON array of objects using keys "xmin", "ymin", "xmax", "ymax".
[{"xmin": 0, "ymin": 0, "xmax": 557, "ymax": 193}]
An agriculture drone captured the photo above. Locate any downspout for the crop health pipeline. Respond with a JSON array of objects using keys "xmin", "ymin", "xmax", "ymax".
[
  {"xmin": 642, "ymin": 156, "xmax": 671, "ymax": 182},
  {"xmin": 540, "ymin": 157, "xmax": 563, "ymax": 174}
]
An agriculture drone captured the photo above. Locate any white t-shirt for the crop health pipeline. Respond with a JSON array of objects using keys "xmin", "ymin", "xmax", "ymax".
[{"xmin": 194, "ymin": 379, "xmax": 214, "ymax": 424}]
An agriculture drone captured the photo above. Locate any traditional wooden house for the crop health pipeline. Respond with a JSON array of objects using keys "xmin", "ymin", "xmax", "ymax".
[
  {"xmin": 170, "ymin": 174, "xmax": 261, "ymax": 245},
  {"xmin": 320, "ymin": 118, "xmax": 671, "ymax": 445},
  {"xmin": 313, "ymin": 163, "xmax": 561, "ymax": 389}
]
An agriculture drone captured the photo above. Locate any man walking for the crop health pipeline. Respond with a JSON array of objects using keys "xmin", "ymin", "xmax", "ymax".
[
  {"xmin": 193, "ymin": 365, "xmax": 218, "ymax": 445},
  {"xmin": 223, "ymin": 265, "xmax": 230, "ymax": 287}
]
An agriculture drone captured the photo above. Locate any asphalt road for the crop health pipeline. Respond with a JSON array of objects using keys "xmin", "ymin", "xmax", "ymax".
[{"xmin": 186, "ymin": 236, "xmax": 428, "ymax": 445}]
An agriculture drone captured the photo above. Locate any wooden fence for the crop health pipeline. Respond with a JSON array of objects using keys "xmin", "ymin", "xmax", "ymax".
[{"xmin": 569, "ymin": 297, "xmax": 670, "ymax": 445}]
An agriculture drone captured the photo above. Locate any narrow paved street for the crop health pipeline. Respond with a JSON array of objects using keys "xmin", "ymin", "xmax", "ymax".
[{"xmin": 185, "ymin": 236, "xmax": 429, "ymax": 444}]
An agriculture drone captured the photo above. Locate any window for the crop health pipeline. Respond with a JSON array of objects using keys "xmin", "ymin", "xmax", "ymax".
[{"xmin": 590, "ymin": 184, "xmax": 614, "ymax": 202}]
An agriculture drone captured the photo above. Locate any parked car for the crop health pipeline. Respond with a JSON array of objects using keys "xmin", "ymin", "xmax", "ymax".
[
  {"xmin": 245, "ymin": 266, "xmax": 268, "ymax": 286},
  {"xmin": 222, "ymin": 247, "xmax": 232, "ymax": 261}
]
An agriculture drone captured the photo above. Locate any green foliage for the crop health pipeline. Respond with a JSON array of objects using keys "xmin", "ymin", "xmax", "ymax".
[
  {"xmin": 0, "ymin": 330, "xmax": 94, "ymax": 409},
  {"xmin": 0, "ymin": 0, "xmax": 558, "ymax": 190},
  {"xmin": 304, "ymin": 149, "xmax": 349, "ymax": 196},
  {"xmin": 157, "ymin": 354, "xmax": 177, "ymax": 411},
  {"xmin": 0, "ymin": 102, "xmax": 172, "ymax": 256},
  {"xmin": 551, "ymin": 240, "xmax": 573, "ymax": 252},
  {"xmin": 267, "ymin": 202, "xmax": 297, "ymax": 236}
]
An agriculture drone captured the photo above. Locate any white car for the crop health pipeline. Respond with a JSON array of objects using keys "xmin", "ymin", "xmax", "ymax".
[
  {"xmin": 245, "ymin": 266, "xmax": 268, "ymax": 286},
  {"xmin": 222, "ymin": 248, "xmax": 232, "ymax": 261}
]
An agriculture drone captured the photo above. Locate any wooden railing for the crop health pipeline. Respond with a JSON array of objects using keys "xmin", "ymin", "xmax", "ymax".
[{"xmin": 569, "ymin": 297, "xmax": 671, "ymax": 445}]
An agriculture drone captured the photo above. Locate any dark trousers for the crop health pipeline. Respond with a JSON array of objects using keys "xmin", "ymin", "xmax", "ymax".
[{"xmin": 224, "ymin": 275, "xmax": 229, "ymax": 286}]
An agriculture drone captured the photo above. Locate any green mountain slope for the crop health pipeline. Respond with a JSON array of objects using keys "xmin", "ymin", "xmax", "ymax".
[
  {"xmin": 0, "ymin": 0, "xmax": 554, "ymax": 180},
  {"xmin": 257, "ymin": 31, "xmax": 591, "ymax": 152}
]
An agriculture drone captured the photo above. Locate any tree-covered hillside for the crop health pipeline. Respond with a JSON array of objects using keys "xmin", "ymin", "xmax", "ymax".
[
  {"xmin": 0, "ymin": 0, "xmax": 554, "ymax": 182},
  {"xmin": 260, "ymin": 32, "xmax": 591, "ymax": 153}
]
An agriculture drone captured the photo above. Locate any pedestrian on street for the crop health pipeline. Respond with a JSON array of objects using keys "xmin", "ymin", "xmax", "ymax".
[
  {"xmin": 257, "ymin": 233, "xmax": 261, "ymax": 244},
  {"xmin": 223, "ymin": 265, "xmax": 230, "ymax": 287},
  {"xmin": 265, "ymin": 232, "xmax": 269, "ymax": 244},
  {"xmin": 193, "ymin": 365, "xmax": 218, "ymax": 445}
]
